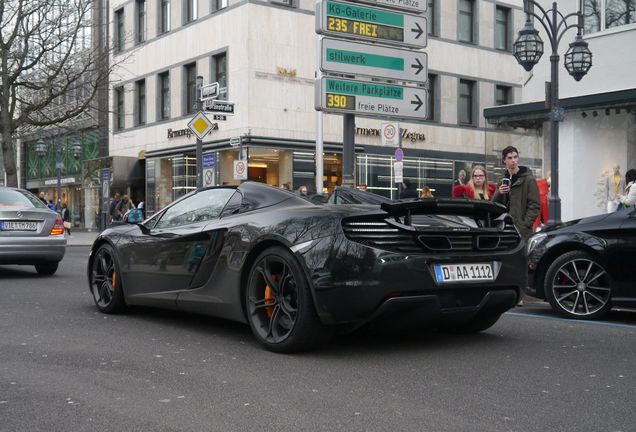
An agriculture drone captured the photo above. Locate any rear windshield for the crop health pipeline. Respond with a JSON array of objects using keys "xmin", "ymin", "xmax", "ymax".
[{"xmin": 0, "ymin": 189, "xmax": 47, "ymax": 209}]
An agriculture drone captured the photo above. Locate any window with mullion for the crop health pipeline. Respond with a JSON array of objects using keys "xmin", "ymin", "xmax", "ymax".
[
  {"xmin": 115, "ymin": 9, "xmax": 124, "ymax": 52},
  {"xmin": 136, "ymin": 79, "xmax": 146, "ymax": 125},
  {"xmin": 458, "ymin": 79, "xmax": 474, "ymax": 125},
  {"xmin": 212, "ymin": 52, "xmax": 227, "ymax": 100},
  {"xmin": 160, "ymin": 0, "xmax": 171, "ymax": 33},
  {"xmin": 427, "ymin": 0, "xmax": 436, "ymax": 36},
  {"xmin": 212, "ymin": 0, "xmax": 228, "ymax": 11},
  {"xmin": 136, "ymin": 0, "xmax": 146, "ymax": 44},
  {"xmin": 458, "ymin": 0, "xmax": 475, "ymax": 43},
  {"xmin": 115, "ymin": 87, "xmax": 125, "ymax": 130},
  {"xmin": 159, "ymin": 72, "xmax": 170, "ymax": 120},
  {"xmin": 495, "ymin": 6, "xmax": 509, "ymax": 51},
  {"xmin": 495, "ymin": 85, "xmax": 511, "ymax": 106},
  {"xmin": 184, "ymin": 63, "xmax": 197, "ymax": 114},
  {"xmin": 185, "ymin": 0, "xmax": 198, "ymax": 23},
  {"xmin": 426, "ymin": 74, "xmax": 437, "ymax": 121}
]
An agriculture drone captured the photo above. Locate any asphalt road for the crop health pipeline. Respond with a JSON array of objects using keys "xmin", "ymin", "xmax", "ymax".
[{"xmin": 1, "ymin": 247, "xmax": 634, "ymax": 432}]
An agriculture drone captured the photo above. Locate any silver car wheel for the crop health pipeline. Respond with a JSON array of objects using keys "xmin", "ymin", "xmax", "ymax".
[{"xmin": 549, "ymin": 258, "xmax": 611, "ymax": 316}]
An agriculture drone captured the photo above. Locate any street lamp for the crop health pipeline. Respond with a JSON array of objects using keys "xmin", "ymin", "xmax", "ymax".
[{"xmin": 512, "ymin": 0, "xmax": 592, "ymax": 225}]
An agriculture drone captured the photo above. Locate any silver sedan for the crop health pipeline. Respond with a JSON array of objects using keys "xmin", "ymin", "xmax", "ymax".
[{"xmin": 0, "ymin": 187, "xmax": 66, "ymax": 275}]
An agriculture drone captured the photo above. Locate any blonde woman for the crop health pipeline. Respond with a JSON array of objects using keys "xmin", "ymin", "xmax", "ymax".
[{"xmin": 452, "ymin": 165, "xmax": 496, "ymax": 200}]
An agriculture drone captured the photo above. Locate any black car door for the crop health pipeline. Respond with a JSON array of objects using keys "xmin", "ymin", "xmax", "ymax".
[
  {"xmin": 615, "ymin": 208, "xmax": 636, "ymax": 298},
  {"xmin": 121, "ymin": 188, "xmax": 236, "ymax": 305}
]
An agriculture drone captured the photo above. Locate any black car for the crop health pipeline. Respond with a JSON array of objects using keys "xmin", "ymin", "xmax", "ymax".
[
  {"xmin": 527, "ymin": 207, "xmax": 636, "ymax": 319},
  {"xmin": 88, "ymin": 182, "xmax": 526, "ymax": 352}
]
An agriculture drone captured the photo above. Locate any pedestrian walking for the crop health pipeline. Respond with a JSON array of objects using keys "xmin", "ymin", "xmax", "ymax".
[
  {"xmin": 61, "ymin": 202, "xmax": 72, "ymax": 236},
  {"xmin": 109, "ymin": 193, "xmax": 122, "ymax": 222},
  {"xmin": 492, "ymin": 146, "xmax": 540, "ymax": 240},
  {"xmin": 452, "ymin": 165, "xmax": 496, "ymax": 200},
  {"xmin": 618, "ymin": 169, "xmax": 636, "ymax": 209},
  {"xmin": 116, "ymin": 195, "xmax": 134, "ymax": 219},
  {"xmin": 399, "ymin": 179, "xmax": 418, "ymax": 199}
]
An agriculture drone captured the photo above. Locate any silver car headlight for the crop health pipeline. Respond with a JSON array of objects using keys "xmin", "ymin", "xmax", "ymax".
[{"xmin": 527, "ymin": 233, "xmax": 547, "ymax": 255}]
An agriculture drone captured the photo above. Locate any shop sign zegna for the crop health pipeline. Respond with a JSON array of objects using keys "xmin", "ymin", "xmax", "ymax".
[{"xmin": 356, "ymin": 126, "xmax": 425, "ymax": 142}]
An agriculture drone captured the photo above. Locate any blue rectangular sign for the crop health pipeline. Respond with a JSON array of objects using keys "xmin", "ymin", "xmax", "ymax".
[{"xmin": 203, "ymin": 152, "xmax": 216, "ymax": 169}]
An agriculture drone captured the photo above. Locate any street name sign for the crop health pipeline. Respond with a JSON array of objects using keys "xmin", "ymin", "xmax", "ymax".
[
  {"xmin": 346, "ymin": 0, "xmax": 427, "ymax": 14},
  {"xmin": 316, "ymin": 0, "xmax": 427, "ymax": 49},
  {"xmin": 200, "ymin": 82, "xmax": 219, "ymax": 101},
  {"xmin": 203, "ymin": 99, "xmax": 235, "ymax": 115},
  {"xmin": 187, "ymin": 111, "xmax": 214, "ymax": 140},
  {"xmin": 229, "ymin": 136, "xmax": 241, "ymax": 147},
  {"xmin": 321, "ymin": 38, "xmax": 427, "ymax": 83},
  {"xmin": 316, "ymin": 77, "xmax": 427, "ymax": 121}
]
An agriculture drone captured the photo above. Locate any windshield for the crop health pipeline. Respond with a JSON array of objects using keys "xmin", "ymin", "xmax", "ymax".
[{"xmin": 0, "ymin": 189, "xmax": 47, "ymax": 209}]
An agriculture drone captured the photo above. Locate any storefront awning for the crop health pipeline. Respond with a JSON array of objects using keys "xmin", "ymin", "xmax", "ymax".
[{"xmin": 484, "ymin": 87, "xmax": 636, "ymax": 129}]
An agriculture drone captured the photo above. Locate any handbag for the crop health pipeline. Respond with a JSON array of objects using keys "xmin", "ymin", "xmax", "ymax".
[{"xmin": 63, "ymin": 221, "xmax": 72, "ymax": 229}]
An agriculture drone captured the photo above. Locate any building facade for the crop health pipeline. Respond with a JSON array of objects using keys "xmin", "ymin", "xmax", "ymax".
[
  {"xmin": 485, "ymin": 0, "xmax": 636, "ymax": 221},
  {"xmin": 109, "ymin": 0, "xmax": 541, "ymax": 214}
]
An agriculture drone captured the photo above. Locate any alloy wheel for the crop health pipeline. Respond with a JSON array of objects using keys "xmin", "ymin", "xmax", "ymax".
[
  {"xmin": 247, "ymin": 255, "xmax": 299, "ymax": 344},
  {"xmin": 550, "ymin": 258, "xmax": 611, "ymax": 316},
  {"xmin": 91, "ymin": 247, "xmax": 118, "ymax": 309}
]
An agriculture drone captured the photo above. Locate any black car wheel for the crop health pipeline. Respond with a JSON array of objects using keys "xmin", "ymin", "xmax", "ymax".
[
  {"xmin": 90, "ymin": 244, "xmax": 126, "ymax": 314},
  {"xmin": 245, "ymin": 246, "xmax": 331, "ymax": 353},
  {"xmin": 35, "ymin": 262, "xmax": 59, "ymax": 275},
  {"xmin": 544, "ymin": 251, "xmax": 612, "ymax": 320}
]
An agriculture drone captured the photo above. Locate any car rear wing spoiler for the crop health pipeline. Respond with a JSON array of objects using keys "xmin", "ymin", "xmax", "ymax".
[{"xmin": 380, "ymin": 198, "xmax": 509, "ymax": 228}]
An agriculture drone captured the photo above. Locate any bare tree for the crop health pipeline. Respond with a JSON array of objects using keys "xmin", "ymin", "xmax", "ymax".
[{"xmin": 0, "ymin": 0, "xmax": 112, "ymax": 187}]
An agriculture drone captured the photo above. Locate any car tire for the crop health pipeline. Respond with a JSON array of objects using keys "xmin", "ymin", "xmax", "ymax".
[
  {"xmin": 245, "ymin": 246, "xmax": 332, "ymax": 353},
  {"xmin": 441, "ymin": 313, "xmax": 502, "ymax": 334},
  {"xmin": 35, "ymin": 262, "xmax": 59, "ymax": 275},
  {"xmin": 544, "ymin": 250, "xmax": 612, "ymax": 320},
  {"xmin": 89, "ymin": 243, "xmax": 127, "ymax": 314}
]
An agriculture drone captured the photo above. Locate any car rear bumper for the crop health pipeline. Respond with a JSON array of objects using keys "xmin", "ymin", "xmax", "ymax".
[
  {"xmin": 302, "ymin": 235, "xmax": 526, "ymax": 326},
  {"xmin": 0, "ymin": 236, "xmax": 66, "ymax": 264}
]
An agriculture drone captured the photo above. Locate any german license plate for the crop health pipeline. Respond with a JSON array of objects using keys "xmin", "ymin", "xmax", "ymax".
[
  {"xmin": 434, "ymin": 263, "xmax": 494, "ymax": 284},
  {"xmin": 0, "ymin": 221, "xmax": 37, "ymax": 231}
]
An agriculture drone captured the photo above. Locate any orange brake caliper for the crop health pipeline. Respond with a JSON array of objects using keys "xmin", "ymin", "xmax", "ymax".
[
  {"xmin": 112, "ymin": 271, "xmax": 117, "ymax": 291},
  {"xmin": 264, "ymin": 275, "xmax": 278, "ymax": 317}
]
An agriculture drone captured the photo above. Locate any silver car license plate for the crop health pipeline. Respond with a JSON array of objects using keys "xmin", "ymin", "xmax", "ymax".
[
  {"xmin": 1, "ymin": 221, "xmax": 38, "ymax": 231},
  {"xmin": 434, "ymin": 263, "xmax": 494, "ymax": 284}
]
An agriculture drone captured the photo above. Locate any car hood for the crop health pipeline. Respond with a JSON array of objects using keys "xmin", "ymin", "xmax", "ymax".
[{"xmin": 540, "ymin": 213, "xmax": 616, "ymax": 234}]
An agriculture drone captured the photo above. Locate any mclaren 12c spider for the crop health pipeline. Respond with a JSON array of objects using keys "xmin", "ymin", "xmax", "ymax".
[{"xmin": 88, "ymin": 182, "xmax": 526, "ymax": 352}]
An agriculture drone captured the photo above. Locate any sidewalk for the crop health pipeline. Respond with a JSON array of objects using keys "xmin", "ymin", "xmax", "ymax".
[{"xmin": 65, "ymin": 230, "xmax": 100, "ymax": 247}]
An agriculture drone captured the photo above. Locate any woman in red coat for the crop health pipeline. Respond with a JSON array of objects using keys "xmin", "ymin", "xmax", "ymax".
[{"xmin": 452, "ymin": 165, "xmax": 497, "ymax": 200}]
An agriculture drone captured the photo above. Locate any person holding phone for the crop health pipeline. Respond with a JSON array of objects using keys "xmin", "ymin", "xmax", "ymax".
[{"xmin": 492, "ymin": 146, "xmax": 540, "ymax": 241}]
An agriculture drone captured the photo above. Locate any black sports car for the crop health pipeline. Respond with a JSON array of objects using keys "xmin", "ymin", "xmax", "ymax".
[
  {"xmin": 527, "ymin": 207, "xmax": 636, "ymax": 319},
  {"xmin": 88, "ymin": 182, "xmax": 526, "ymax": 352}
]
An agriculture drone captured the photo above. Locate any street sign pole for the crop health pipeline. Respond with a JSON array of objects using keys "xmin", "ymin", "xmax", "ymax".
[
  {"xmin": 196, "ymin": 76, "xmax": 204, "ymax": 190},
  {"xmin": 343, "ymin": 113, "xmax": 355, "ymax": 188}
]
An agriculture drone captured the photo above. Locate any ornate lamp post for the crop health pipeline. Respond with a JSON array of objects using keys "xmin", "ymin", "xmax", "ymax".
[{"xmin": 512, "ymin": 0, "xmax": 592, "ymax": 225}]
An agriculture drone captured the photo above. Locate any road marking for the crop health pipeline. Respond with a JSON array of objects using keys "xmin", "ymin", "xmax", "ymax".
[{"xmin": 505, "ymin": 311, "xmax": 636, "ymax": 330}]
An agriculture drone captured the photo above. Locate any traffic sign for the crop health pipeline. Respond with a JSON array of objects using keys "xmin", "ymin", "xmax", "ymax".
[
  {"xmin": 200, "ymin": 82, "xmax": 219, "ymax": 101},
  {"xmin": 202, "ymin": 152, "xmax": 216, "ymax": 168},
  {"xmin": 347, "ymin": 0, "xmax": 427, "ymax": 14},
  {"xmin": 321, "ymin": 38, "xmax": 427, "ymax": 84},
  {"xmin": 315, "ymin": 77, "xmax": 427, "ymax": 121},
  {"xmin": 203, "ymin": 99, "xmax": 235, "ymax": 115},
  {"xmin": 187, "ymin": 111, "xmax": 214, "ymax": 140},
  {"xmin": 394, "ymin": 147, "xmax": 404, "ymax": 161},
  {"xmin": 316, "ymin": 0, "xmax": 427, "ymax": 49},
  {"xmin": 233, "ymin": 160, "xmax": 248, "ymax": 180},
  {"xmin": 382, "ymin": 122, "xmax": 400, "ymax": 146},
  {"xmin": 394, "ymin": 161, "xmax": 403, "ymax": 183}
]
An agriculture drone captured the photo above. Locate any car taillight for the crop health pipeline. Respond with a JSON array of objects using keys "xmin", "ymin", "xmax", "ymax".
[{"xmin": 50, "ymin": 218, "xmax": 65, "ymax": 236}]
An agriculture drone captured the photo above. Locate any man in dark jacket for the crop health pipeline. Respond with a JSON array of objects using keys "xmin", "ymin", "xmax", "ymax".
[
  {"xmin": 492, "ymin": 146, "xmax": 540, "ymax": 241},
  {"xmin": 399, "ymin": 179, "xmax": 419, "ymax": 199}
]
